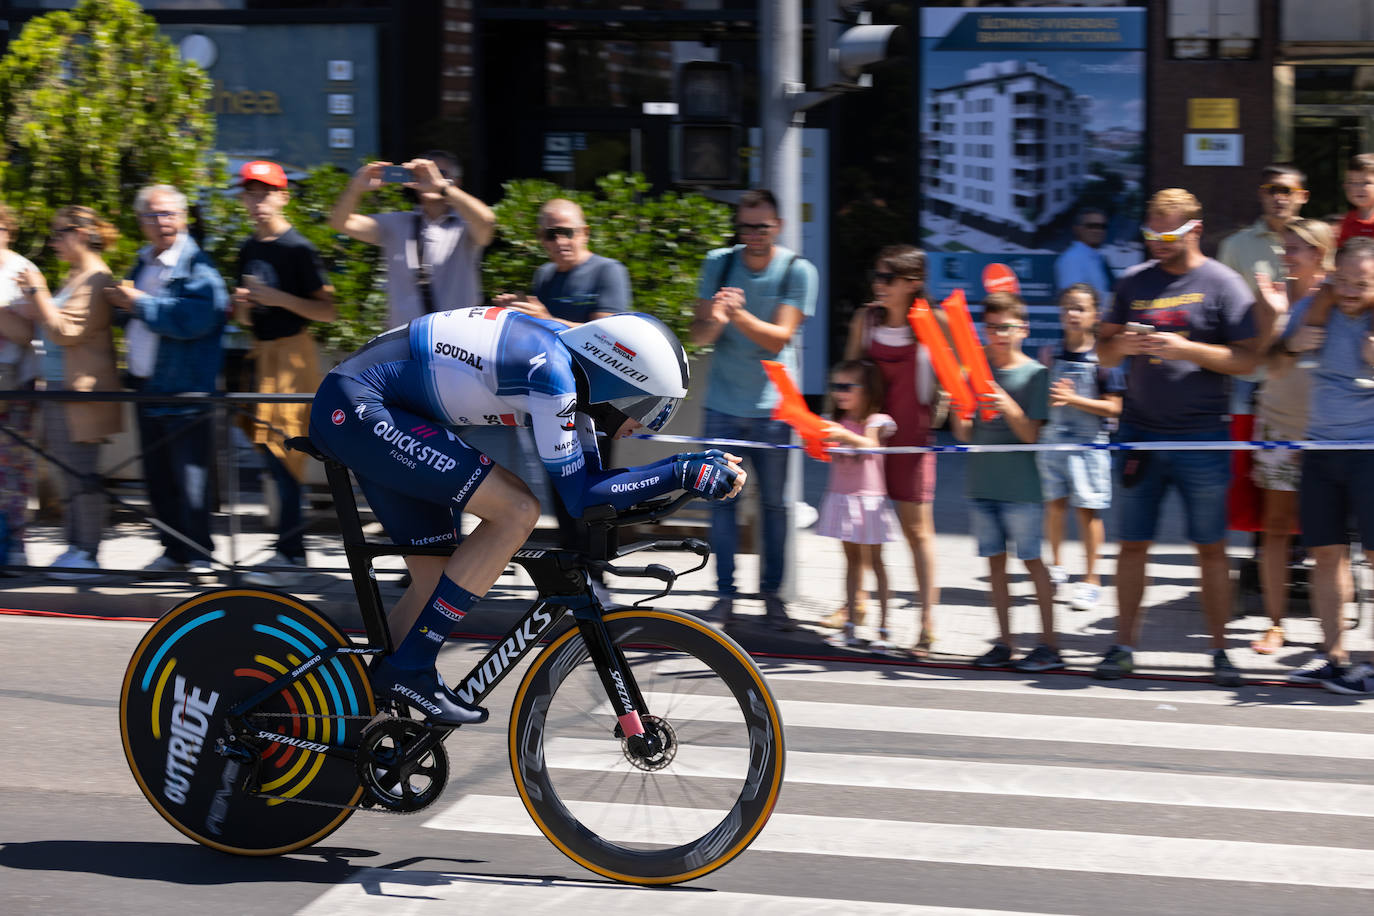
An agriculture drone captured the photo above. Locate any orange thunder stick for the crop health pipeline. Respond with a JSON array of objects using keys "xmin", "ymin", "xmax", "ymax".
[
  {"xmin": 907, "ymin": 297, "xmax": 976, "ymax": 421},
  {"xmin": 760, "ymin": 360, "xmax": 832, "ymax": 462},
  {"xmin": 940, "ymin": 288, "xmax": 1000, "ymax": 421}
]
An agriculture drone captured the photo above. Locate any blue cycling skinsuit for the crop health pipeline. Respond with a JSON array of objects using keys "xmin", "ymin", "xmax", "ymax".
[{"xmin": 309, "ymin": 305, "xmax": 724, "ymax": 547}]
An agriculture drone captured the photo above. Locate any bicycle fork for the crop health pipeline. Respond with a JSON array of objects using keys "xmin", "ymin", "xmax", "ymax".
[{"xmin": 571, "ymin": 607, "xmax": 660, "ymax": 756}]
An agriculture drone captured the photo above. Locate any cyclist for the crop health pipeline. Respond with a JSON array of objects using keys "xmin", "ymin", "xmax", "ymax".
[{"xmin": 309, "ymin": 307, "xmax": 745, "ymax": 725}]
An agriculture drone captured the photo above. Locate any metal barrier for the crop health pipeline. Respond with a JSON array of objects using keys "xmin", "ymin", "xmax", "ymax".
[{"xmin": 0, "ymin": 388, "xmax": 318, "ymax": 584}]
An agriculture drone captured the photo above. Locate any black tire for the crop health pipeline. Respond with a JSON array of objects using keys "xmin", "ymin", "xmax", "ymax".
[
  {"xmin": 509, "ymin": 609, "xmax": 785, "ymax": 884},
  {"xmin": 120, "ymin": 589, "xmax": 375, "ymax": 855}
]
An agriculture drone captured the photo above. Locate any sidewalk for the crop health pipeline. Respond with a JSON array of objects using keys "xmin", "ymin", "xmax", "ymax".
[{"xmin": 2, "ymin": 441, "xmax": 1369, "ymax": 684}]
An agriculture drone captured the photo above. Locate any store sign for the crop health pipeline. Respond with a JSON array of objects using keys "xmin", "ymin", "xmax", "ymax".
[
  {"xmin": 1184, "ymin": 133, "xmax": 1244, "ymax": 166},
  {"xmin": 165, "ymin": 24, "xmax": 380, "ymax": 169}
]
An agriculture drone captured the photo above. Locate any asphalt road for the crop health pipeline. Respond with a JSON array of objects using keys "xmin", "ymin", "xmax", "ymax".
[{"xmin": 3, "ymin": 614, "xmax": 1373, "ymax": 915}]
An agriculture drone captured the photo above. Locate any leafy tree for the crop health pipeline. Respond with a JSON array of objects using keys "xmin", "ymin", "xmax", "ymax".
[
  {"xmin": 483, "ymin": 172, "xmax": 734, "ymax": 349},
  {"xmin": 0, "ymin": 0, "xmax": 214, "ymax": 276}
]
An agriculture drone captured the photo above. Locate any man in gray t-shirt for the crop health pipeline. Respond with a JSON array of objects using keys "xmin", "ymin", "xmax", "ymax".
[
  {"xmin": 496, "ymin": 198, "xmax": 630, "ymax": 326},
  {"xmin": 494, "ymin": 199, "xmax": 632, "ymax": 603},
  {"xmin": 1095, "ymin": 188, "xmax": 1258, "ymax": 687},
  {"xmin": 329, "ymin": 150, "xmax": 495, "ymax": 326}
]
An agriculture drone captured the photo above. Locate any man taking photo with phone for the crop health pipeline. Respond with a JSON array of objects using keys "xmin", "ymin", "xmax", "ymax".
[{"xmin": 329, "ymin": 151, "xmax": 495, "ymax": 326}]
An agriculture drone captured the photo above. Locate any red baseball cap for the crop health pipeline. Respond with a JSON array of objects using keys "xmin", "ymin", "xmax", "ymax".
[{"xmin": 238, "ymin": 160, "xmax": 288, "ymax": 189}]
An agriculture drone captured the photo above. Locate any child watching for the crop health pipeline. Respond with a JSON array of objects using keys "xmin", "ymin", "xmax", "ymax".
[
  {"xmin": 1037, "ymin": 283, "xmax": 1124, "ymax": 612},
  {"xmin": 950, "ymin": 293, "xmax": 1060, "ymax": 672},
  {"xmin": 816, "ymin": 359, "xmax": 900, "ymax": 654}
]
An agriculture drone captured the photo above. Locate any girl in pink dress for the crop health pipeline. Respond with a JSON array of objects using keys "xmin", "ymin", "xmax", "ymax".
[{"xmin": 817, "ymin": 359, "xmax": 899, "ymax": 652}]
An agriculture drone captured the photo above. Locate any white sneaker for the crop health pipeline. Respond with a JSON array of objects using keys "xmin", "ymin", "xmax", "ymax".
[
  {"xmin": 143, "ymin": 555, "xmax": 187, "ymax": 574},
  {"xmin": 1069, "ymin": 582, "xmax": 1101, "ymax": 611},
  {"xmin": 794, "ymin": 501, "xmax": 819, "ymax": 529},
  {"xmin": 1048, "ymin": 565, "xmax": 1069, "ymax": 588},
  {"xmin": 242, "ymin": 552, "xmax": 298, "ymax": 588},
  {"xmin": 50, "ymin": 548, "xmax": 102, "ymax": 581},
  {"xmin": 187, "ymin": 558, "xmax": 217, "ymax": 581}
]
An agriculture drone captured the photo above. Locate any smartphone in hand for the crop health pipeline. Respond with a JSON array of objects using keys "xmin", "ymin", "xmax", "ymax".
[
  {"xmin": 380, "ymin": 165, "xmax": 413, "ymax": 184},
  {"xmin": 1124, "ymin": 321, "xmax": 1155, "ymax": 335}
]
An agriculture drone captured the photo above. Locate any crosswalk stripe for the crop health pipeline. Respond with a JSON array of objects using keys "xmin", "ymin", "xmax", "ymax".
[
  {"xmin": 760, "ymin": 665, "xmax": 1374, "ymax": 712},
  {"xmin": 626, "ymin": 692, "xmax": 1374, "ymax": 758},
  {"xmin": 428, "ymin": 794, "xmax": 1374, "ymax": 890},
  {"xmin": 541, "ymin": 737, "xmax": 1374, "ymax": 817},
  {"xmin": 294, "ymin": 869, "xmax": 1058, "ymax": 915}
]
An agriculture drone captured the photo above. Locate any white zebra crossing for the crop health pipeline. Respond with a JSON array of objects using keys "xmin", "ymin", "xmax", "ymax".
[{"xmin": 296, "ymin": 667, "xmax": 1374, "ymax": 913}]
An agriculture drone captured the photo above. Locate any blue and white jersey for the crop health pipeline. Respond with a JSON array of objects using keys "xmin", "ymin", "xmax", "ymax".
[{"xmin": 342, "ymin": 305, "xmax": 600, "ymax": 506}]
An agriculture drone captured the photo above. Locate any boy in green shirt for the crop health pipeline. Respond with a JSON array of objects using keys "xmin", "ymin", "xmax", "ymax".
[{"xmin": 950, "ymin": 293, "xmax": 1059, "ymax": 672}]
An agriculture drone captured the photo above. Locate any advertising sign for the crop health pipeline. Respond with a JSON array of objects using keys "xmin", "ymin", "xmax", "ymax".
[
  {"xmin": 164, "ymin": 24, "xmax": 380, "ymax": 171},
  {"xmin": 920, "ymin": 7, "xmax": 1145, "ymax": 347}
]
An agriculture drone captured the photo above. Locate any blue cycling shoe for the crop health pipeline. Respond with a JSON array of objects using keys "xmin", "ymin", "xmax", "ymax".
[{"xmin": 370, "ymin": 657, "xmax": 489, "ymax": 726}]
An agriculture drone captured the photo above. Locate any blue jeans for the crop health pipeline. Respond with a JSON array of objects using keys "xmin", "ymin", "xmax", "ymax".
[
  {"xmin": 1115, "ymin": 422, "xmax": 1231, "ymax": 545},
  {"xmin": 970, "ymin": 498, "xmax": 1043, "ymax": 560},
  {"xmin": 703, "ymin": 409, "xmax": 790, "ymax": 595}
]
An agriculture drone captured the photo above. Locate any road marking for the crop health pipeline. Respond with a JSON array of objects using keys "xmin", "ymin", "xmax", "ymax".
[
  {"xmin": 428, "ymin": 795, "xmax": 1374, "ymax": 890},
  {"xmin": 621, "ymin": 692, "xmax": 1374, "ymax": 758},
  {"xmin": 295, "ymin": 869, "xmax": 1056, "ymax": 915},
  {"xmin": 757, "ymin": 664, "xmax": 1374, "ymax": 712},
  {"xmin": 540, "ymin": 737, "xmax": 1374, "ymax": 817}
]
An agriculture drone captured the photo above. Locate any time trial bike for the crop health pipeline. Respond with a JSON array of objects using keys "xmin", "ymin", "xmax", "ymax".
[{"xmin": 119, "ymin": 437, "xmax": 785, "ymax": 885}]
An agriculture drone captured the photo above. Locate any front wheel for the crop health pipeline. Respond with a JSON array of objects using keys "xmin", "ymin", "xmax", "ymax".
[{"xmin": 509, "ymin": 610, "xmax": 786, "ymax": 884}]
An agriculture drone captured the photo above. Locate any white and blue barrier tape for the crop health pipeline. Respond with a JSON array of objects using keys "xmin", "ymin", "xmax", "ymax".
[{"xmin": 627, "ymin": 432, "xmax": 1374, "ymax": 456}]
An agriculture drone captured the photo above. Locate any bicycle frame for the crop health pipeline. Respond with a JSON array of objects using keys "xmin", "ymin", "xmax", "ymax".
[{"xmin": 225, "ymin": 442, "xmax": 705, "ymax": 757}]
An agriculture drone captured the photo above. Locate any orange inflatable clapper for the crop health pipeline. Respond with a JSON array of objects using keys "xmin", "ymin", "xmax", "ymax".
[
  {"xmin": 761, "ymin": 360, "xmax": 831, "ymax": 461},
  {"xmin": 942, "ymin": 289, "xmax": 999, "ymax": 421},
  {"xmin": 908, "ymin": 297, "xmax": 976, "ymax": 421}
]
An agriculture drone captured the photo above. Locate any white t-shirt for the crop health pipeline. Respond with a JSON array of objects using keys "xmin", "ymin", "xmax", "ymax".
[{"xmin": 127, "ymin": 233, "xmax": 189, "ymax": 379}]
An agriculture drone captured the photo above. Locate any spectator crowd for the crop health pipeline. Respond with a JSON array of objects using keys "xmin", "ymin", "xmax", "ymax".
[{"xmin": 1, "ymin": 155, "xmax": 1374, "ymax": 697}]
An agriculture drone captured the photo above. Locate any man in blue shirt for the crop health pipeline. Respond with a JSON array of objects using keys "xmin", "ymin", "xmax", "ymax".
[
  {"xmin": 1288, "ymin": 237, "xmax": 1374, "ymax": 695},
  {"xmin": 689, "ymin": 189, "xmax": 818, "ymax": 630},
  {"xmin": 1055, "ymin": 208, "xmax": 1113, "ymax": 303}
]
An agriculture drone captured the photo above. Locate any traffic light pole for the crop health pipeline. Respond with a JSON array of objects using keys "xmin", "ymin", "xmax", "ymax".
[{"xmin": 760, "ymin": 0, "xmax": 806, "ymax": 604}]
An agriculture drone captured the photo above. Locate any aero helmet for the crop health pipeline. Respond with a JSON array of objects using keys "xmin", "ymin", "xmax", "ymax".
[{"xmin": 558, "ymin": 312, "xmax": 689, "ymax": 434}]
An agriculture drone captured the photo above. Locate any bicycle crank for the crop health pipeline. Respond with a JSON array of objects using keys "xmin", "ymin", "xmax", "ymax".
[{"xmin": 355, "ymin": 716, "xmax": 450, "ymax": 812}]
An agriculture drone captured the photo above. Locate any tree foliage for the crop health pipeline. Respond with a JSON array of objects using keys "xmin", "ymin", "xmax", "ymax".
[
  {"xmin": 483, "ymin": 172, "xmax": 734, "ymax": 349},
  {"xmin": 0, "ymin": 0, "xmax": 214, "ymax": 276}
]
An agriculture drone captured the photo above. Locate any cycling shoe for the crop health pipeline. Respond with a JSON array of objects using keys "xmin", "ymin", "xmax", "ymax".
[{"xmin": 369, "ymin": 657, "xmax": 489, "ymax": 726}]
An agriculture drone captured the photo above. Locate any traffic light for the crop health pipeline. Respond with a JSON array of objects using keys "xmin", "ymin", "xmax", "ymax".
[
  {"xmin": 672, "ymin": 61, "xmax": 743, "ymax": 187},
  {"xmin": 813, "ymin": 1, "xmax": 907, "ymax": 91}
]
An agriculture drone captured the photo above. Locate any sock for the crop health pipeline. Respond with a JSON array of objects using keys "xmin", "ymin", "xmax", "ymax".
[{"xmin": 389, "ymin": 576, "xmax": 480, "ymax": 671}]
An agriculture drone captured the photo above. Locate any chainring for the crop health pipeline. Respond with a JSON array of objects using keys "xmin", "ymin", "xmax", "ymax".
[{"xmin": 355, "ymin": 716, "xmax": 450, "ymax": 812}]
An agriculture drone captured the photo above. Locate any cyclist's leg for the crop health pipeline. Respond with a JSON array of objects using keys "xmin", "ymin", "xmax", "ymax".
[{"xmin": 386, "ymin": 466, "xmax": 541, "ymax": 643}]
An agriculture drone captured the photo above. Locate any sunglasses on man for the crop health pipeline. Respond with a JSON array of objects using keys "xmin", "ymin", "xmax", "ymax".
[
  {"xmin": 541, "ymin": 226, "xmax": 580, "ymax": 241},
  {"xmin": 1260, "ymin": 183, "xmax": 1304, "ymax": 196},
  {"xmin": 1140, "ymin": 219, "xmax": 1200, "ymax": 243}
]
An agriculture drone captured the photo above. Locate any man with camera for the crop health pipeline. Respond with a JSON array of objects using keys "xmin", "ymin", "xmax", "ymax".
[{"xmin": 329, "ymin": 151, "xmax": 495, "ymax": 326}]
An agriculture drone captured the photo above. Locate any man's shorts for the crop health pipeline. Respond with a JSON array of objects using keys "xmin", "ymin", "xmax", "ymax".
[
  {"xmin": 1115, "ymin": 423, "xmax": 1230, "ymax": 545},
  {"xmin": 1299, "ymin": 450, "xmax": 1374, "ymax": 548},
  {"xmin": 1251, "ymin": 419, "xmax": 1302, "ymax": 492},
  {"xmin": 970, "ymin": 498, "xmax": 1043, "ymax": 561},
  {"xmin": 1036, "ymin": 448, "xmax": 1112, "ymax": 509},
  {"xmin": 309, "ymin": 372, "xmax": 496, "ymax": 548}
]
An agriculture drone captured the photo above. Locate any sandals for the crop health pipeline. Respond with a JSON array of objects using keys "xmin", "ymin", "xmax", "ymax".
[
  {"xmin": 1250, "ymin": 625, "xmax": 1286, "ymax": 655},
  {"xmin": 907, "ymin": 630, "xmax": 934, "ymax": 661},
  {"xmin": 818, "ymin": 601, "xmax": 867, "ymax": 630}
]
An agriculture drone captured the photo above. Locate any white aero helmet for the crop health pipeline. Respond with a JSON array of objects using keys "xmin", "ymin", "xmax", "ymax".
[{"xmin": 558, "ymin": 312, "xmax": 690, "ymax": 433}]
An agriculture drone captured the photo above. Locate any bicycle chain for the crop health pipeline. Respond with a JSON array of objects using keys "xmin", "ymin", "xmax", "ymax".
[{"xmin": 239, "ymin": 711, "xmax": 427, "ymax": 815}]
